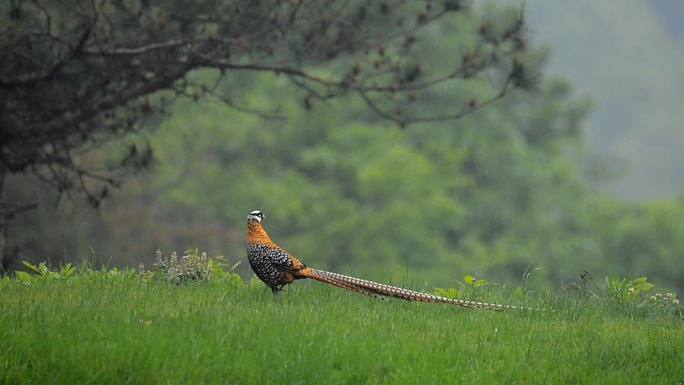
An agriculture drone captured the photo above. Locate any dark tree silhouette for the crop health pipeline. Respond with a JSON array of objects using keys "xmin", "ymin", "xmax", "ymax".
[{"xmin": 0, "ymin": 0, "xmax": 531, "ymax": 269}]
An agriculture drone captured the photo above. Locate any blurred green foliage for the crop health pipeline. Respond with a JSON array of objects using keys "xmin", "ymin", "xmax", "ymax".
[
  {"xmin": 10, "ymin": 66, "xmax": 684, "ymax": 293},
  {"xmin": 5, "ymin": 3, "xmax": 684, "ymax": 295}
]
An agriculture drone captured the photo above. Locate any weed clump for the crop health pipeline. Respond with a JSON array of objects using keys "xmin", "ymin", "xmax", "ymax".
[
  {"xmin": 148, "ymin": 249, "xmax": 212, "ymax": 284},
  {"xmin": 140, "ymin": 249, "xmax": 242, "ymax": 286}
]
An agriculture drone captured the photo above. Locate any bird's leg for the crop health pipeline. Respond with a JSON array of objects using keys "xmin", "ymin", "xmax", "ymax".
[{"xmin": 271, "ymin": 286, "xmax": 284, "ymax": 301}]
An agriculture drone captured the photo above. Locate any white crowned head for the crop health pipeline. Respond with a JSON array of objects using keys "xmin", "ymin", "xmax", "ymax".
[{"xmin": 247, "ymin": 210, "xmax": 265, "ymax": 222}]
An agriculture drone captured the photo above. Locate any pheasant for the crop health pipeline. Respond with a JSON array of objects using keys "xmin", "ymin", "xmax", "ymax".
[{"xmin": 246, "ymin": 210, "xmax": 527, "ymax": 310}]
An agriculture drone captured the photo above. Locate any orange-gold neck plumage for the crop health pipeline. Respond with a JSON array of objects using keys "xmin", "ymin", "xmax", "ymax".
[{"xmin": 247, "ymin": 219, "xmax": 276, "ymax": 246}]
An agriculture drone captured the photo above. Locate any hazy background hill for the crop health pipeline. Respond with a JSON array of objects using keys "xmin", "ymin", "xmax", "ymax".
[{"xmin": 511, "ymin": 0, "xmax": 684, "ymax": 200}]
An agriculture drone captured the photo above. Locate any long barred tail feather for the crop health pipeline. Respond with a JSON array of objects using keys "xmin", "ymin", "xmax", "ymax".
[
  {"xmin": 305, "ymin": 269, "xmax": 531, "ymax": 310},
  {"xmin": 300, "ymin": 268, "xmax": 388, "ymax": 299}
]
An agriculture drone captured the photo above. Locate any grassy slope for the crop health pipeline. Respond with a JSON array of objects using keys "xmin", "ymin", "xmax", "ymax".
[{"xmin": 1, "ymin": 276, "xmax": 682, "ymax": 385}]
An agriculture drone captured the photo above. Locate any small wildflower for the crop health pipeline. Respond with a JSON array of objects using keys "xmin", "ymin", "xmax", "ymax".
[{"xmin": 674, "ymin": 299, "xmax": 680, "ymax": 305}]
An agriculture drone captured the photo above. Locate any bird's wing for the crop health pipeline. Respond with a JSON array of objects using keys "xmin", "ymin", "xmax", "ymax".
[{"xmin": 270, "ymin": 245, "xmax": 307, "ymax": 273}]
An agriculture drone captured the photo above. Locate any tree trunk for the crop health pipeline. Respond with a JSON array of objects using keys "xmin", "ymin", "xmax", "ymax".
[
  {"xmin": 0, "ymin": 213, "xmax": 5, "ymax": 273},
  {"xmin": 0, "ymin": 202, "xmax": 38, "ymax": 274}
]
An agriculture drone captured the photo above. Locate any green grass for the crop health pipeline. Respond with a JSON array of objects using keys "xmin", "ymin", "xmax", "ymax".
[{"xmin": 1, "ymin": 273, "xmax": 682, "ymax": 385}]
